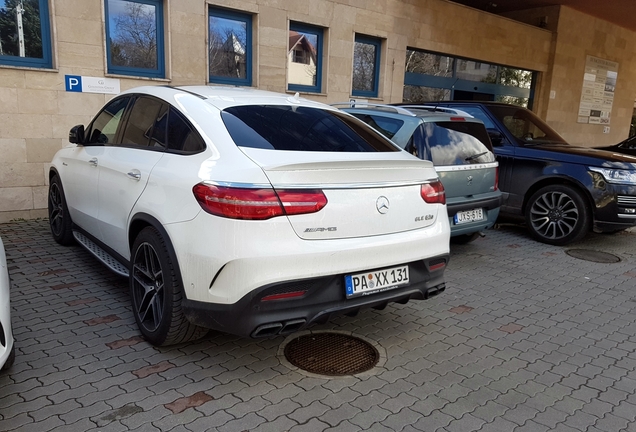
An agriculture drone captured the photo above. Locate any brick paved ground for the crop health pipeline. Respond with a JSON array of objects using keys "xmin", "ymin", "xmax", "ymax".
[{"xmin": 1, "ymin": 219, "xmax": 636, "ymax": 432}]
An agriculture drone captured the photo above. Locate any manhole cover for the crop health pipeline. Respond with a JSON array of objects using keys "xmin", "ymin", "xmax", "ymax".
[
  {"xmin": 284, "ymin": 332, "xmax": 379, "ymax": 376},
  {"xmin": 566, "ymin": 249, "xmax": 621, "ymax": 263}
]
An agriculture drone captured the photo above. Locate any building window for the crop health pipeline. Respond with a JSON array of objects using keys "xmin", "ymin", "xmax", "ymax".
[
  {"xmin": 288, "ymin": 22, "xmax": 323, "ymax": 93},
  {"xmin": 209, "ymin": 7, "xmax": 252, "ymax": 86},
  {"xmin": 352, "ymin": 34, "xmax": 381, "ymax": 97},
  {"xmin": 105, "ymin": 0, "xmax": 164, "ymax": 78},
  {"xmin": 0, "ymin": 0, "xmax": 52, "ymax": 68}
]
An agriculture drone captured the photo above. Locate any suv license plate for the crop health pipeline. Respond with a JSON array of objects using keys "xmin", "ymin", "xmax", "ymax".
[
  {"xmin": 345, "ymin": 265, "xmax": 409, "ymax": 298},
  {"xmin": 454, "ymin": 208, "xmax": 484, "ymax": 225}
]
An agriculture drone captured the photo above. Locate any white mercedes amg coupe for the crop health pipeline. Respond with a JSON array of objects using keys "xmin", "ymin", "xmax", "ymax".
[{"xmin": 49, "ymin": 86, "xmax": 450, "ymax": 346}]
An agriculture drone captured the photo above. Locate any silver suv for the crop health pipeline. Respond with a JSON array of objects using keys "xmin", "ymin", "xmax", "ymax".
[{"xmin": 339, "ymin": 104, "xmax": 502, "ymax": 243}]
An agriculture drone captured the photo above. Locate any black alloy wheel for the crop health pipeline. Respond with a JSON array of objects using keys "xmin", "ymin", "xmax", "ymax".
[
  {"xmin": 132, "ymin": 241, "xmax": 165, "ymax": 335},
  {"xmin": 48, "ymin": 175, "xmax": 74, "ymax": 245},
  {"xmin": 526, "ymin": 185, "xmax": 589, "ymax": 246},
  {"xmin": 130, "ymin": 227, "xmax": 207, "ymax": 346}
]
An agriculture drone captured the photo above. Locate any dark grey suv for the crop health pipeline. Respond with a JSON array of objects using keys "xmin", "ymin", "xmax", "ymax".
[{"xmin": 340, "ymin": 104, "xmax": 502, "ymax": 243}]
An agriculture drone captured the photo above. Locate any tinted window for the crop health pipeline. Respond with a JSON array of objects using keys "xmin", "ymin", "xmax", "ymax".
[
  {"xmin": 350, "ymin": 114, "xmax": 404, "ymax": 139},
  {"xmin": 421, "ymin": 121, "xmax": 495, "ymax": 166},
  {"xmin": 221, "ymin": 106, "xmax": 398, "ymax": 152},
  {"xmin": 86, "ymin": 97, "xmax": 131, "ymax": 144},
  {"xmin": 166, "ymin": 108, "xmax": 205, "ymax": 153},
  {"xmin": 121, "ymin": 97, "xmax": 163, "ymax": 147},
  {"xmin": 487, "ymin": 105, "xmax": 567, "ymax": 145}
]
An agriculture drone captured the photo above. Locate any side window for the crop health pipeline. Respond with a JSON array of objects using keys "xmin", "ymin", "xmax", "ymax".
[
  {"xmin": 166, "ymin": 108, "xmax": 205, "ymax": 154},
  {"xmin": 120, "ymin": 97, "xmax": 163, "ymax": 148},
  {"xmin": 352, "ymin": 34, "xmax": 382, "ymax": 98},
  {"xmin": 105, "ymin": 0, "xmax": 165, "ymax": 78},
  {"xmin": 208, "ymin": 7, "xmax": 252, "ymax": 86},
  {"xmin": 85, "ymin": 97, "xmax": 131, "ymax": 144},
  {"xmin": 454, "ymin": 106, "xmax": 496, "ymax": 129},
  {"xmin": 350, "ymin": 114, "xmax": 403, "ymax": 140},
  {"xmin": 0, "ymin": 0, "xmax": 52, "ymax": 68},
  {"xmin": 288, "ymin": 22, "xmax": 324, "ymax": 93}
]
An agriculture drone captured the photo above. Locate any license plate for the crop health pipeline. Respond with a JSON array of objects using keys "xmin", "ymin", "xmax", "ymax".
[
  {"xmin": 345, "ymin": 265, "xmax": 409, "ymax": 298},
  {"xmin": 454, "ymin": 208, "xmax": 484, "ymax": 225}
]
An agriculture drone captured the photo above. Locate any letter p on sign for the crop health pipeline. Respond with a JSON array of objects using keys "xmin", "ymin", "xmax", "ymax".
[{"xmin": 65, "ymin": 75, "xmax": 83, "ymax": 92}]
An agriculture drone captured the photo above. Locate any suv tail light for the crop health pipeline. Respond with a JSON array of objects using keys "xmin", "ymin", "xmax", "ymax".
[
  {"xmin": 494, "ymin": 166, "xmax": 499, "ymax": 191},
  {"xmin": 421, "ymin": 180, "xmax": 446, "ymax": 204},
  {"xmin": 193, "ymin": 183, "xmax": 327, "ymax": 220}
]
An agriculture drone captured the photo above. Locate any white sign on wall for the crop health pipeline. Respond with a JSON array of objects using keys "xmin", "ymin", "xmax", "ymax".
[
  {"xmin": 65, "ymin": 75, "xmax": 121, "ymax": 94},
  {"xmin": 577, "ymin": 56, "xmax": 618, "ymax": 125}
]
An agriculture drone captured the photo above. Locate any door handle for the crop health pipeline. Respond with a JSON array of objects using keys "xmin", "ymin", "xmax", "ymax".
[
  {"xmin": 127, "ymin": 169, "xmax": 141, "ymax": 181},
  {"xmin": 88, "ymin": 158, "xmax": 98, "ymax": 166}
]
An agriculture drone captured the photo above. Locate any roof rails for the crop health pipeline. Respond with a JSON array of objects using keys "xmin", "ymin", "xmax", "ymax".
[
  {"xmin": 159, "ymin": 85, "xmax": 208, "ymax": 100},
  {"xmin": 397, "ymin": 105, "xmax": 473, "ymax": 118},
  {"xmin": 330, "ymin": 102, "xmax": 416, "ymax": 116}
]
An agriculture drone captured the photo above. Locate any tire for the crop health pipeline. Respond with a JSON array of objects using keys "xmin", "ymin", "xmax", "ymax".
[
  {"xmin": 525, "ymin": 185, "xmax": 590, "ymax": 246},
  {"xmin": 130, "ymin": 227, "xmax": 207, "ymax": 346},
  {"xmin": 2, "ymin": 344, "xmax": 15, "ymax": 371},
  {"xmin": 451, "ymin": 232, "xmax": 481, "ymax": 244},
  {"xmin": 48, "ymin": 174, "xmax": 74, "ymax": 245}
]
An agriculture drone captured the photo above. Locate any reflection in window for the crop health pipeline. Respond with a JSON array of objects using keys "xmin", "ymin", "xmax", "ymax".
[
  {"xmin": 0, "ymin": 0, "xmax": 51, "ymax": 68},
  {"xmin": 499, "ymin": 67, "xmax": 533, "ymax": 88},
  {"xmin": 106, "ymin": 0, "xmax": 164, "ymax": 77},
  {"xmin": 403, "ymin": 85, "xmax": 451, "ymax": 103},
  {"xmin": 424, "ymin": 122, "xmax": 495, "ymax": 166},
  {"xmin": 209, "ymin": 7, "xmax": 251, "ymax": 85},
  {"xmin": 456, "ymin": 59, "xmax": 496, "ymax": 83},
  {"xmin": 288, "ymin": 23, "xmax": 322, "ymax": 92},
  {"xmin": 352, "ymin": 34, "xmax": 381, "ymax": 97},
  {"xmin": 86, "ymin": 97, "xmax": 131, "ymax": 144},
  {"xmin": 405, "ymin": 50, "xmax": 453, "ymax": 77},
  {"xmin": 496, "ymin": 95, "xmax": 529, "ymax": 108}
]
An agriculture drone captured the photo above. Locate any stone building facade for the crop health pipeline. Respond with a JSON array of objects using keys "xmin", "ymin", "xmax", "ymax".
[{"xmin": 1, "ymin": 0, "xmax": 635, "ymax": 222}]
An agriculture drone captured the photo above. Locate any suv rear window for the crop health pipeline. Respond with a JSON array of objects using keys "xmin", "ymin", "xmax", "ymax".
[
  {"xmin": 221, "ymin": 105, "xmax": 399, "ymax": 152},
  {"xmin": 418, "ymin": 121, "xmax": 495, "ymax": 166}
]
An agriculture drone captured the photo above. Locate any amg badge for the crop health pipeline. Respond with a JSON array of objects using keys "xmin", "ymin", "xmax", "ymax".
[{"xmin": 304, "ymin": 227, "xmax": 337, "ymax": 232}]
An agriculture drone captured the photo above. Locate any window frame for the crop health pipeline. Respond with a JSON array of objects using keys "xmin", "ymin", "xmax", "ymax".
[
  {"xmin": 0, "ymin": 0, "xmax": 53, "ymax": 68},
  {"xmin": 208, "ymin": 7, "xmax": 253, "ymax": 86},
  {"xmin": 287, "ymin": 22, "xmax": 323, "ymax": 94},
  {"xmin": 352, "ymin": 34, "xmax": 381, "ymax": 98},
  {"xmin": 104, "ymin": 0, "xmax": 165, "ymax": 78}
]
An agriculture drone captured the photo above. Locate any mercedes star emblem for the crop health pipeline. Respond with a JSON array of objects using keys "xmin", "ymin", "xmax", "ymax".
[{"xmin": 376, "ymin": 196, "xmax": 390, "ymax": 214}]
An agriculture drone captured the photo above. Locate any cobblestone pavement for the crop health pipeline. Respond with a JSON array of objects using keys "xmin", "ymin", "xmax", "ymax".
[{"xmin": 1, "ymin": 219, "xmax": 636, "ymax": 432}]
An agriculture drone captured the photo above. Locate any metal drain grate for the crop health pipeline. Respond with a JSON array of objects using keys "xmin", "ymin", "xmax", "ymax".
[
  {"xmin": 566, "ymin": 249, "xmax": 621, "ymax": 263},
  {"xmin": 284, "ymin": 332, "xmax": 379, "ymax": 376}
]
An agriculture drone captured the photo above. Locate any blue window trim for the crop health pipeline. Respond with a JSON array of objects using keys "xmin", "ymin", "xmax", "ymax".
[
  {"xmin": 288, "ymin": 22, "xmax": 323, "ymax": 93},
  {"xmin": 104, "ymin": 0, "xmax": 165, "ymax": 78},
  {"xmin": 208, "ymin": 7, "xmax": 252, "ymax": 86},
  {"xmin": 352, "ymin": 34, "xmax": 381, "ymax": 98},
  {"xmin": 0, "ymin": 0, "xmax": 52, "ymax": 68}
]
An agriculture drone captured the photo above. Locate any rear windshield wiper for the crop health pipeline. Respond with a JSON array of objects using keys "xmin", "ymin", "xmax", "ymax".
[{"xmin": 465, "ymin": 151, "xmax": 488, "ymax": 162}]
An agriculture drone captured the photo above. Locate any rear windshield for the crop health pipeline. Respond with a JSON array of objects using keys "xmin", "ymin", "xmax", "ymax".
[
  {"xmin": 417, "ymin": 121, "xmax": 495, "ymax": 166},
  {"xmin": 221, "ymin": 105, "xmax": 399, "ymax": 152}
]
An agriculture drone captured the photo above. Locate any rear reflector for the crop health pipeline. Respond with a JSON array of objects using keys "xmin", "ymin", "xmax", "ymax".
[
  {"xmin": 193, "ymin": 183, "xmax": 327, "ymax": 220},
  {"xmin": 261, "ymin": 290, "xmax": 307, "ymax": 302},
  {"xmin": 430, "ymin": 261, "xmax": 446, "ymax": 271},
  {"xmin": 421, "ymin": 180, "xmax": 446, "ymax": 205}
]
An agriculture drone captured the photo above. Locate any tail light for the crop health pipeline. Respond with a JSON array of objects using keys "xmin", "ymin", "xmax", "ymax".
[
  {"xmin": 421, "ymin": 180, "xmax": 446, "ymax": 205},
  {"xmin": 193, "ymin": 183, "xmax": 327, "ymax": 220},
  {"xmin": 494, "ymin": 166, "xmax": 499, "ymax": 191}
]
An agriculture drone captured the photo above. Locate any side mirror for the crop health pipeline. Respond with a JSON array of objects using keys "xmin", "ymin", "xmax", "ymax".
[
  {"xmin": 69, "ymin": 125, "xmax": 85, "ymax": 144},
  {"xmin": 487, "ymin": 129, "xmax": 504, "ymax": 146}
]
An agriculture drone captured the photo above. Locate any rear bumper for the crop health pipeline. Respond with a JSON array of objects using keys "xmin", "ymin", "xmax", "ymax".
[{"xmin": 182, "ymin": 255, "xmax": 448, "ymax": 338}]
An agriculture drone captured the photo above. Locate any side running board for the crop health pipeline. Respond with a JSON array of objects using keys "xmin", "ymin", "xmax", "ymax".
[{"xmin": 72, "ymin": 231, "xmax": 130, "ymax": 277}]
